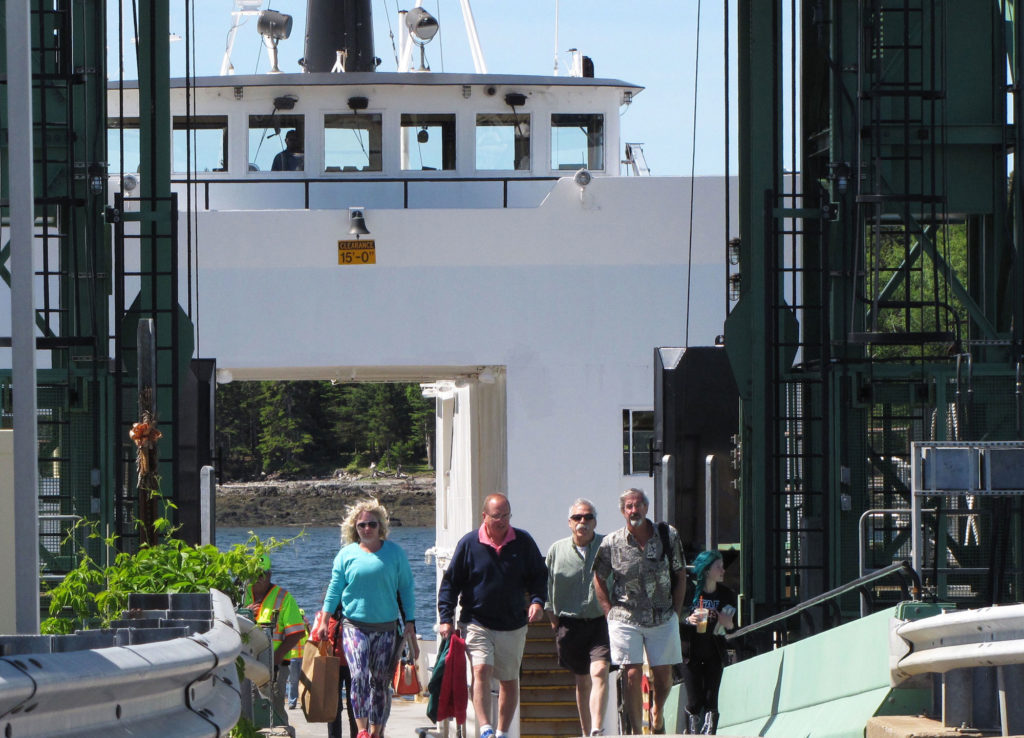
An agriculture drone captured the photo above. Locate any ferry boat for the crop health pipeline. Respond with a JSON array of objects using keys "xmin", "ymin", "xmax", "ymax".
[
  {"xmin": 11, "ymin": 2, "xmax": 1022, "ymax": 737},
  {"xmin": 99, "ymin": 3, "xmax": 730, "ymax": 733},
  {"xmin": 102, "ymin": 0, "xmax": 731, "ymax": 558}
]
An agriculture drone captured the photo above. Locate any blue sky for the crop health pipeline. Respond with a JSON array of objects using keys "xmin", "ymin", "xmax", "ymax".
[{"xmin": 107, "ymin": 1, "xmax": 737, "ymax": 177}]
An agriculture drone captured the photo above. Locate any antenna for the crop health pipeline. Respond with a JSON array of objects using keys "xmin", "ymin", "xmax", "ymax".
[
  {"xmin": 553, "ymin": 0, "xmax": 559, "ymax": 76},
  {"xmin": 220, "ymin": 0, "xmax": 263, "ymax": 76}
]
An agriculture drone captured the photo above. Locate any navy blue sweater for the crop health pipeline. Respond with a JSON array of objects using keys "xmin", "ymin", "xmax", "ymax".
[{"xmin": 438, "ymin": 528, "xmax": 548, "ymax": 631}]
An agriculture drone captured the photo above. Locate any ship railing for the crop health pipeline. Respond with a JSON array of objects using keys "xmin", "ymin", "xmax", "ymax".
[
  {"xmin": 166, "ymin": 174, "xmax": 562, "ymax": 211},
  {"xmin": 891, "ymin": 603, "xmax": 1024, "ymax": 735},
  {"xmin": 0, "ymin": 589, "xmax": 243, "ymax": 737},
  {"xmin": 727, "ymin": 560, "xmax": 922, "ymax": 645}
]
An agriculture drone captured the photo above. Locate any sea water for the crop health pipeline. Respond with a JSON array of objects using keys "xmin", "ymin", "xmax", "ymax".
[{"xmin": 217, "ymin": 525, "xmax": 438, "ymax": 639}]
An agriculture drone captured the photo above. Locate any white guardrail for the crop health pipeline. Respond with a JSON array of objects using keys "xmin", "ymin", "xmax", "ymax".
[
  {"xmin": 0, "ymin": 589, "xmax": 243, "ymax": 737},
  {"xmin": 891, "ymin": 603, "xmax": 1024, "ymax": 684}
]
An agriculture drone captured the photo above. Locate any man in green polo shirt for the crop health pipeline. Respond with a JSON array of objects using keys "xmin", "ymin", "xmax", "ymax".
[{"xmin": 545, "ymin": 498, "xmax": 611, "ymax": 737}]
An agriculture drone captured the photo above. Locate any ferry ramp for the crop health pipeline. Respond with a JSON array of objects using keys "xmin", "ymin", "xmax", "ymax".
[{"xmin": 709, "ymin": 604, "xmax": 940, "ymax": 738}]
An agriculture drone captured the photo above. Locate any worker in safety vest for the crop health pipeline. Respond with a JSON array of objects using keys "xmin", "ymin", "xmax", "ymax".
[
  {"xmin": 242, "ymin": 553, "xmax": 305, "ymax": 724},
  {"xmin": 286, "ymin": 608, "xmax": 310, "ymax": 709}
]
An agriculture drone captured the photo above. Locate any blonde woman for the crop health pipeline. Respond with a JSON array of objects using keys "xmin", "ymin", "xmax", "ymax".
[{"xmin": 315, "ymin": 499, "xmax": 418, "ymax": 738}]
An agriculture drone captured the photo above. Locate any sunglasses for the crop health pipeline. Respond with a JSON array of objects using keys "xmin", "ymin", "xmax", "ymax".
[
  {"xmin": 569, "ymin": 513, "xmax": 595, "ymax": 522},
  {"xmin": 356, "ymin": 521, "xmax": 379, "ymax": 529}
]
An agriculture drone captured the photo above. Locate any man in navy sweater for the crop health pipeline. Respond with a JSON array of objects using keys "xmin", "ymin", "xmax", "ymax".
[{"xmin": 438, "ymin": 493, "xmax": 547, "ymax": 738}]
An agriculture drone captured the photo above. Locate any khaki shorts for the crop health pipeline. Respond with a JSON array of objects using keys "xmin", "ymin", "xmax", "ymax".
[{"xmin": 463, "ymin": 622, "xmax": 528, "ymax": 681}]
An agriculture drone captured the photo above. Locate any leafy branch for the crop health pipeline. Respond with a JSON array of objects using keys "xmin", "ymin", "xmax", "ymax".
[{"xmin": 41, "ymin": 518, "xmax": 302, "ymax": 634}]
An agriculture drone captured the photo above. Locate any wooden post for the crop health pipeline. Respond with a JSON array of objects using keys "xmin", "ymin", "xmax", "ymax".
[{"xmin": 135, "ymin": 320, "xmax": 161, "ymax": 545}]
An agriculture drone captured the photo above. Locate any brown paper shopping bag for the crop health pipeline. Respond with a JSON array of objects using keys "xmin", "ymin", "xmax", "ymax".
[{"xmin": 299, "ymin": 639, "xmax": 340, "ymax": 722}]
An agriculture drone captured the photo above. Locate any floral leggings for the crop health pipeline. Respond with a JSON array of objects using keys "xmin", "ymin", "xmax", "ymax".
[{"xmin": 341, "ymin": 622, "xmax": 399, "ymax": 727}]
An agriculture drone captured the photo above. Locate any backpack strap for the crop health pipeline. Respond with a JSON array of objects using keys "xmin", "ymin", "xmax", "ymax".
[{"xmin": 657, "ymin": 521, "xmax": 680, "ymax": 574}]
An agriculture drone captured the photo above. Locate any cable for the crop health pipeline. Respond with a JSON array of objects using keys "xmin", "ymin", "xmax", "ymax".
[
  {"xmin": 381, "ymin": 0, "xmax": 401, "ymax": 68},
  {"xmin": 191, "ymin": 0, "xmax": 201, "ymax": 350},
  {"xmin": 684, "ymin": 0, "xmax": 703, "ymax": 348},
  {"xmin": 436, "ymin": 0, "xmax": 444, "ymax": 72},
  {"xmin": 131, "ymin": 0, "xmax": 140, "ymax": 74},
  {"xmin": 723, "ymin": 0, "xmax": 730, "ymax": 319},
  {"xmin": 185, "ymin": 0, "xmax": 193, "ymax": 321}
]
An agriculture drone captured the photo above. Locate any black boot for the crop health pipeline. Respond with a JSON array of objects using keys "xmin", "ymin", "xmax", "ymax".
[
  {"xmin": 686, "ymin": 710, "xmax": 701, "ymax": 734},
  {"xmin": 701, "ymin": 711, "xmax": 719, "ymax": 735}
]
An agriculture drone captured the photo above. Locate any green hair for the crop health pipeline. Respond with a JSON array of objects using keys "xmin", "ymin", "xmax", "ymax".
[{"xmin": 691, "ymin": 549, "xmax": 723, "ymax": 609}]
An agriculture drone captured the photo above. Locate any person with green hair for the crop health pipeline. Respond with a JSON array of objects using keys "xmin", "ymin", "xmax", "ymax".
[{"xmin": 681, "ymin": 550, "xmax": 736, "ymax": 734}]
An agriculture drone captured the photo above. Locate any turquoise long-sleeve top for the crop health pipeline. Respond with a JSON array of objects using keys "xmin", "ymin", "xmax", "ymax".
[{"xmin": 322, "ymin": 540, "xmax": 416, "ymax": 624}]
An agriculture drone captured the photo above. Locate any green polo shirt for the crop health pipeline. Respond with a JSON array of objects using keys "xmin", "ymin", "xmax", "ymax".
[{"xmin": 544, "ymin": 533, "xmax": 606, "ymax": 619}]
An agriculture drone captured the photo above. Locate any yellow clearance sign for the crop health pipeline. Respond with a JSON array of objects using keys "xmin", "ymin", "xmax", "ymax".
[{"xmin": 337, "ymin": 239, "xmax": 376, "ymax": 265}]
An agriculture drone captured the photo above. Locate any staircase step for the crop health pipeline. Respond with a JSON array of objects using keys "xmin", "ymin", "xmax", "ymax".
[
  {"xmin": 523, "ymin": 638, "xmax": 557, "ymax": 654},
  {"xmin": 521, "ymin": 685, "xmax": 578, "ymax": 702},
  {"xmin": 522, "ymin": 653, "xmax": 560, "ymax": 669},
  {"xmin": 521, "ymin": 669, "xmax": 576, "ymax": 686},
  {"xmin": 521, "ymin": 620, "xmax": 580, "ymax": 734},
  {"xmin": 520, "ymin": 717, "xmax": 582, "ymax": 737},
  {"xmin": 521, "ymin": 701, "xmax": 579, "ymax": 719}
]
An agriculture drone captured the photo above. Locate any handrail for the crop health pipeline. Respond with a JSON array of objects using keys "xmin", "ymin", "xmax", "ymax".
[
  {"xmin": 0, "ymin": 589, "xmax": 243, "ymax": 737},
  {"xmin": 727, "ymin": 560, "xmax": 921, "ymax": 641},
  {"xmin": 892, "ymin": 603, "xmax": 1024, "ymax": 682},
  {"xmin": 156, "ymin": 173, "xmax": 564, "ymax": 212},
  {"xmin": 890, "ymin": 603, "xmax": 1024, "ymax": 734}
]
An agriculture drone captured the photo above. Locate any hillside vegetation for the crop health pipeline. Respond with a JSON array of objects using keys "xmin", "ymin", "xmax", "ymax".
[{"xmin": 217, "ymin": 381, "xmax": 434, "ymax": 480}]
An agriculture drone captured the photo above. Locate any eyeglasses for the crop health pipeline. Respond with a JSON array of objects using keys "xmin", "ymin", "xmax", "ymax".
[
  {"xmin": 569, "ymin": 513, "xmax": 595, "ymax": 522},
  {"xmin": 356, "ymin": 521, "xmax": 379, "ymax": 529},
  {"xmin": 485, "ymin": 511, "xmax": 511, "ymax": 521}
]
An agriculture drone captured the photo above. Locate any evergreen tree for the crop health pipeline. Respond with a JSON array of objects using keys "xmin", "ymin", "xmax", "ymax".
[{"xmin": 217, "ymin": 380, "xmax": 435, "ymax": 480}]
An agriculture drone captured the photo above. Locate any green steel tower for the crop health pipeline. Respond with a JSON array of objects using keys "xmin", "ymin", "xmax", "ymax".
[{"xmin": 725, "ymin": 0, "xmax": 1024, "ymax": 643}]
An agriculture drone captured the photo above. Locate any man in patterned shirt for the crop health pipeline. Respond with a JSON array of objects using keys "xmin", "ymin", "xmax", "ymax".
[{"xmin": 593, "ymin": 488, "xmax": 686, "ymax": 734}]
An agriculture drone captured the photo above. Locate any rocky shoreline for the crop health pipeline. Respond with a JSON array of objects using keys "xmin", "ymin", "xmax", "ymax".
[{"xmin": 215, "ymin": 473, "xmax": 436, "ymax": 528}]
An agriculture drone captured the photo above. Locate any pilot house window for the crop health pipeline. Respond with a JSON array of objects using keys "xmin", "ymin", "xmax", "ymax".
[
  {"xmin": 401, "ymin": 113, "xmax": 455, "ymax": 171},
  {"xmin": 172, "ymin": 116, "xmax": 228, "ymax": 173},
  {"xmin": 324, "ymin": 113, "xmax": 382, "ymax": 172},
  {"xmin": 249, "ymin": 114, "xmax": 304, "ymax": 172},
  {"xmin": 551, "ymin": 113, "xmax": 604, "ymax": 171},
  {"xmin": 476, "ymin": 113, "xmax": 530, "ymax": 171},
  {"xmin": 623, "ymin": 409, "xmax": 654, "ymax": 476},
  {"xmin": 107, "ymin": 118, "xmax": 140, "ymax": 173}
]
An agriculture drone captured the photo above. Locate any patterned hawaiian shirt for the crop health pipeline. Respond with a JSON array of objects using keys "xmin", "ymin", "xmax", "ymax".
[{"xmin": 593, "ymin": 521, "xmax": 685, "ymax": 627}]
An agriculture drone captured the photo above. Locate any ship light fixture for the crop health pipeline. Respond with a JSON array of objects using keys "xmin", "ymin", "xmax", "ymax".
[
  {"xmin": 349, "ymin": 207, "xmax": 370, "ymax": 237},
  {"xmin": 406, "ymin": 8, "xmax": 439, "ymax": 71},
  {"xmin": 348, "ymin": 96, "xmax": 369, "ymax": 112},
  {"xmin": 727, "ymin": 237, "xmax": 741, "ymax": 266},
  {"xmin": 406, "ymin": 7, "xmax": 439, "ymax": 42},
  {"xmin": 573, "ymin": 168, "xmax": 592, "ymax": 203},
  {"xmin": 258, "ymin": 9, "xmax": 293, "ymax": 74},
  {"xmin": 728, "ymin": 273, "xmax": 742, "ymax": 302}
]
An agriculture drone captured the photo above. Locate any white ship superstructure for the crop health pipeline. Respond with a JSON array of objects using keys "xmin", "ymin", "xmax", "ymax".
[{"xmin": 106, "ymin": 4, "xmax": 732, "ymax": 561}]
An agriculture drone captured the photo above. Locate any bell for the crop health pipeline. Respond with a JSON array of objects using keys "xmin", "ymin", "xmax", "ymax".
[{"xmin": 348, "ymin": 208, "xmax": 370, "ymax": 235}]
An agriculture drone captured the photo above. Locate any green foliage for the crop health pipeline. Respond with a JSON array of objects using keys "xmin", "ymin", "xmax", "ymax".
[
  {"xmin": 41, "ymin": 519, "xmax": 299, "ymax": 634},
  {"xmin": 217, "ymin": 380, "xmax": 435, "ymax": 479},
  {"xmin": 229, "ymin": 716, "xmax": 261, "ymax": 738},
  {"xmin": 865, "ymin": 223, "xmax": 969, "ymax": 360}
]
